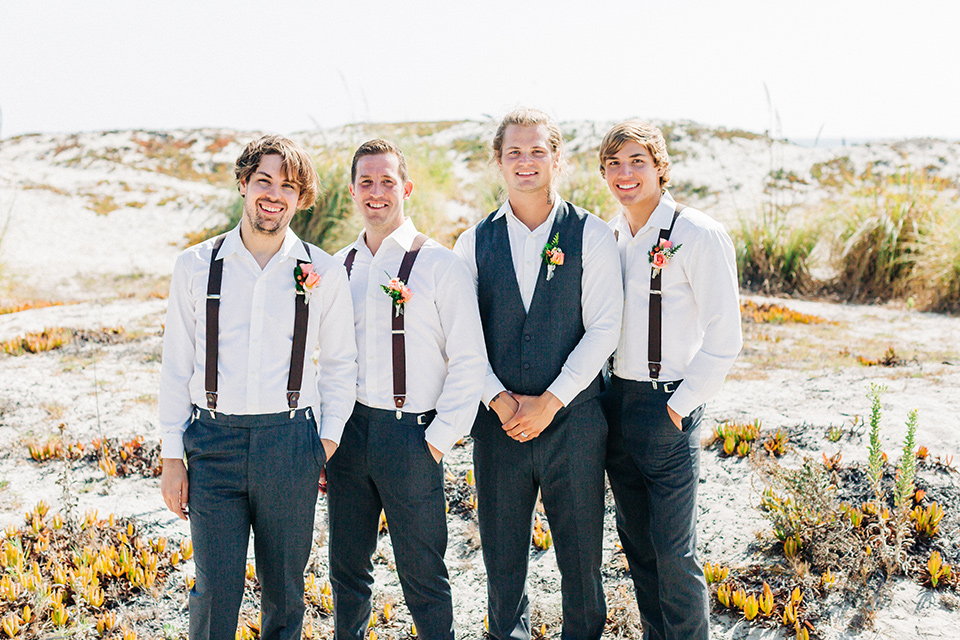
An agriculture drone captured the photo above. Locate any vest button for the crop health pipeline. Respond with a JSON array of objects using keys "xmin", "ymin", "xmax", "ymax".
[
  {"xmin": 523, "ymin": 363, "xmax": 530, "ymax": 370},
  {"xmin": 524, "ymin": 334, "xmax": 531, "ymax": 342}
]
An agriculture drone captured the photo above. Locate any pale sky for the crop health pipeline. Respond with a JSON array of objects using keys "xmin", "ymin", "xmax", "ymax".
[{"xmin": 2, "ymin": 0, "xmax": 958, "ymax": 142}]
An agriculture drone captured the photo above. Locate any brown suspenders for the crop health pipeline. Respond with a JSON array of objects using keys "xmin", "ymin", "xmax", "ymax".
[
  {"xmin": 647, "ymin": 204, "xmax": 685, "ymax": 387},
  {"xmin": 344, "ymin": 233, "xmax": 428, "ymax": 417},
  {"xmin": 204, "ymin": 236, "xmax": 312, "ymax": 417}
]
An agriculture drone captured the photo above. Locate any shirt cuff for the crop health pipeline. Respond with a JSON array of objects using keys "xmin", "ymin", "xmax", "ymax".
[
  {"xmin": 482, "ymin": 375, "xmax": 507, "ymax": 408},
  {"xmin": 160, "ymin": 432, "xmax": 185, "ymax": 460},
  {"xmin": 667, "ymin": 384, "xmax": 700, "ymax": 418},
  {"xmin": 318, "ymin": 414, "xmax": 347, "ymax": 446},
  {"xmin": 545, "ymin": 377, "xmax": 578, "ymax": 408},
  {"xmin": 424, "ymin": 417, "xmax": 463, "ymax": 456}
]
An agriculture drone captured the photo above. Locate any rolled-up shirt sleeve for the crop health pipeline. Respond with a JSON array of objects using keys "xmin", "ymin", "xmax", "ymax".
[
  {"xmin": 312, "ymin": 262, "xmax": 358, "ymax": 444},
  {"xmin": 158, "ymin": 250, "xmax": 200, "ymax": 459}
]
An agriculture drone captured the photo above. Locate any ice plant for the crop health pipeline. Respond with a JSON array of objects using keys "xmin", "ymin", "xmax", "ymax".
[
  {"xmin": 928, "ymin": 551, "xmax": 946, "ymax": 587},
  {"xmin": 911, "ymin": 502, "xmax": 944, "ymax": 537},
  {"xmin": 541, "ymin": 233, "xmax": 564, "ymax": 281},
  {"xmin": 736, "ymin": 440, "xmax": 751, "ymax": 457},
  {"xmin": 294, "ymin": 262, "xmax": 321, "ymax": 303},
  {"xmin": 648, "ymin": 237, "xmax": 682, "ymax": 275},
  {"xmin": 821, "ymin": 568, "xmax": 836, "ymax": 590},
  {"xmin": 783, "ymin": 536, "xmax": 801, "ymax": 559},
  {"xmin": 703, "ymin": 562, "xmax": 729, "ymax": 584},
  {"xmin": 759, "ymin": 582, "xmax": 774, "ymax": 616},
  {"xmin": 716, "ymin": 583, "xmax": 732, "ymax": 608},
  {"xmin": 743, "ymin": 594, "xmax": 759, "ymax": 620},
  {"xmin": 782, "ymin": 600, "xmax": 797, "ymax": 626},
  {"xmin": 916, "ymin": 445, "xmax": 929, "ymax": 460}
]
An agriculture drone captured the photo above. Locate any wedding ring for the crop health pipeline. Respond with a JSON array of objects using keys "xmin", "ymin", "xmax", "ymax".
[{"xmin": 521, "ymin": 432, "xmax": 527, "ymax": 437}]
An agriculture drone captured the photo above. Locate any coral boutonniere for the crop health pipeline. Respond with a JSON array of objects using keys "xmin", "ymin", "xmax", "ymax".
[
  {"xmin": 294, "ymin": 263, "xmax": 321, "ymax": 303},
  {"xmin": 381, "ymin": 273, "xmax": 413, "ymax": 317},
  {"xmin": 541, "ymin": 233, "xmax": 564, "ymax": 281},
  {"xmin": 649, "ymin": 239, "xmax": 682, "ymax": 275}
]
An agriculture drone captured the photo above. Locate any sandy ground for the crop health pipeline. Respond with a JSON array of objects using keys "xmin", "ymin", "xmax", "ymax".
[{"xmin": 1, "ymin": 127, "xmax": 959, "ymax": 638}]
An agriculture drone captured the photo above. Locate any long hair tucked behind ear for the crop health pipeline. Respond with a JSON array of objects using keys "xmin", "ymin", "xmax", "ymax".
[{"xmin": 491, "ymin": 108, "xmax": 564, "ymax": 164}]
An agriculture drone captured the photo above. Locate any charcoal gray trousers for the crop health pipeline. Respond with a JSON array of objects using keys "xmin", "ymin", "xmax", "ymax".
[
  {"xmin": 473, "ymin": 398, "xmax": 607, "ymax": 640},
  {"xmin": 326, "ymin": 403, "xmax": 454, "ymax": 640},
  {"xmin": 601, "ymin": 376, "xmax": 708, "ymax": 640},
  {"xmin": 184, "ymin": 407, "xmax": 326, "ymax": 640}
]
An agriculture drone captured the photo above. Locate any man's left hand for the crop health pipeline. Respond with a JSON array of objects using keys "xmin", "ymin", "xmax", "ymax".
[
  {"xmin": 503, "ymin": 392, "xmax": 564, "ymax": 442},
  {"xmin": 318, "ymin": 439, "xmax": 338, "ymax": 495},
  {"xmin": 667, "ymin": 405, "xmax": 683, "ymax": 431}
]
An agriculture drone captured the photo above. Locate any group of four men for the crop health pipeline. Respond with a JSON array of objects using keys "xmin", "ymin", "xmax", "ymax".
[{"xmin": 158, "ymin": 109, "xmax": 742, "ymax": 640}]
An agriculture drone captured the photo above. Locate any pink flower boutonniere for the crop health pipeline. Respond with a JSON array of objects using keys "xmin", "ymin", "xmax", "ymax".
[
  {"xmin": 649, "ymin": 239, "xmax": 682, "ymax": 275},
  {"xmin": 381, "ymin": 273, "xmax": 413, "ymax": 317},
  {"xmin": 541, "ymin": 232, "xmax": 565, "ymax": 281},
  {"xmin": 294, "ymin": 263, "xmax": 321, "ymax": 303}
]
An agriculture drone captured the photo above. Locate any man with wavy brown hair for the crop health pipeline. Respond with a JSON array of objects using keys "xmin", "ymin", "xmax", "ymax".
[
  {"xmin": 160, "ymin": 135, "xmax": 357, "ymax": 640},
  {"xmin": 598, "ymin": 120, "xmax": 741, "ymax": 640}
]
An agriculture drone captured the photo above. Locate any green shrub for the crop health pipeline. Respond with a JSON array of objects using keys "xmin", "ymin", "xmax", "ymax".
[{"xmin": 733, "ymin": 206, "xmax": 819, "ymax": 294}]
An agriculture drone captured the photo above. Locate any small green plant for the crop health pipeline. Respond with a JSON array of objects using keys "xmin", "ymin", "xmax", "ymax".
[
  {"xmin": 866, "ymin": 383, "xmax": 887, "ymax": 507},
  {"xmin": 893, "ymin": 410, "xmax": 918, "ymax": 509},
  {"xmin": 826, "ymin": 424, "xmax": 844, "ymax": 442}
]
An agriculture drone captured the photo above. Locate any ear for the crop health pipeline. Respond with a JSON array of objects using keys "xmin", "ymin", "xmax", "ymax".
[
  {"xmin": 348, "ymin": 183, "xmax": 355, "ymax": 198},
  {"xmin": 402, "ymin": 180, "xmax": 414, "ymax": 200},
  {"xmin": 238, "ymin": 179, "xmax": 247, "ymax": 197}
]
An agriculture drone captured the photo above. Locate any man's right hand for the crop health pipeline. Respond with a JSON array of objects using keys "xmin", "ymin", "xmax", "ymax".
[
  {"xmin": 491, "ymin": 391, "xmax": 520, "ymax": 425},
  {"xmin": 160, "ymin": 458, "xmax": 189, "ymax": 521}
]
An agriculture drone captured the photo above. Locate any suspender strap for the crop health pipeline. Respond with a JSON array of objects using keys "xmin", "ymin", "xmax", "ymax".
[
  {"xmin": 648, "ymin": 204, "xmax": 685, "ymax": 382},
  {"xmin": 392, "ymin": 234, "xmax": 428, "ymax": 412},
  {"xmin": 344, "ymin": 248, "xmax": 358, "ymax": 278},
  {"xmin": 204, "ymin": 235, "xmax": 226, "ymax": 412},
  {"xmin": 287, "ymin": 241, "xmax": 312, "ymax": 413}
]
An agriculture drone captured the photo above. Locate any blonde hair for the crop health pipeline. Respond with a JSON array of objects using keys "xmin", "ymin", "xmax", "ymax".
[
  {"xmin": 235, "ymin": 135, "xmax": 320, "ymax": 210},
  {"xmin": 598, "ymin": 121, "xmax": 671, "ymax": 188},
  {"xmin": 491, "ymin": 107, "xmax": 564, "ymax": 164}
]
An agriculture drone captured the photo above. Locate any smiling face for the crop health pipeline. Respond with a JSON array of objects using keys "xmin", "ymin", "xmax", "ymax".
[
  {"xmin": 602, "ymin": 140, "xmax": 664, "ymax": 221},
  {"xmin": 349, "ymin": 152, "xmax": 412, "ymax": 237},
  {"xmin": 238, "ymin": 154, "xmax": 301, "ymax": 237},
  {"xmin": 497, "ymin": 124, "xmax": 560, "ymax": 197}
]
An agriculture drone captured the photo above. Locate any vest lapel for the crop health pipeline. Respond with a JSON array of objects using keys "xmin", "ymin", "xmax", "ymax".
[
  {"xmin": 526, "ymin": 201, "xmax": 569, "ymax": 314},
  {"xmin": 492, "ymin": 214, "xmax": 529, "ymax": 318}
]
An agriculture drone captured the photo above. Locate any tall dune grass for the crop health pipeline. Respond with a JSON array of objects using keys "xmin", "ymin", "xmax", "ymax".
[
  {"xmin": 733, "ymin": 205, "xmax": 819, "ymax": 294},
  {"xmin": 833, "ymin": 169, "xmax": 959, "ymax": 307}
]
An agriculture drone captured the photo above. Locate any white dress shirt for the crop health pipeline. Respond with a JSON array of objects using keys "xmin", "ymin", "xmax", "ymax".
[
  {"xmin": 454, "ymin": 195, "xmax": 623, "ymax": 406},
  {"xmin": 335, "ymin": 219, "xmax": 487, "ymax": 455},
  {"xmin": 159, "ymin": 224, "xmax": 358, "ymax": 458},
  {"xmin": 609, "ymin": 189, "xmax": 742, "ymax": 417}
]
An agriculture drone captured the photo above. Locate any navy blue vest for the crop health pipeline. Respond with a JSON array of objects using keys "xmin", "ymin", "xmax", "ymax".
[{"xmin": 475, "ymin": 201, "xmax": 601, "ymax": 405}]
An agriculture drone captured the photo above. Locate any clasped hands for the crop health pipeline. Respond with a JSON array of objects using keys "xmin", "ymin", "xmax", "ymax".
[{"xmin": 490, "ymin": 390, "xmax": 564, "ymax": 442}]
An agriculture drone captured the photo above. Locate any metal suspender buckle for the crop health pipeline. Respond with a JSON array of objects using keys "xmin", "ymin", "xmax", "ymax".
[
  {"xmin": 205, "ymin": 392, "xmax": 217, "ymax": 418},
  {"xmin": 417, "ymin": 414, "xmax": 428, "ymax": 426}
]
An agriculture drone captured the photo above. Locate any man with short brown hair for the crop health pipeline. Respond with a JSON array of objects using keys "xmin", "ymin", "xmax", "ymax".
[
  {"xmin": 598, "ymin": 120, "xmax": 742, "ymax": 640},
  {"xmin": 159, "ymin": 135, "xmax": 358, "ymax": 640},
  {"xmin": 327, "ymin": 139, "xmax": 486, "ymax": 640}
]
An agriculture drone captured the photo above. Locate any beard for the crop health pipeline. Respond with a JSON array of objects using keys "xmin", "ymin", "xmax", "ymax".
[{"xmin": 244, "ymin": 199, "xmax": 286, "ymax": 236}]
